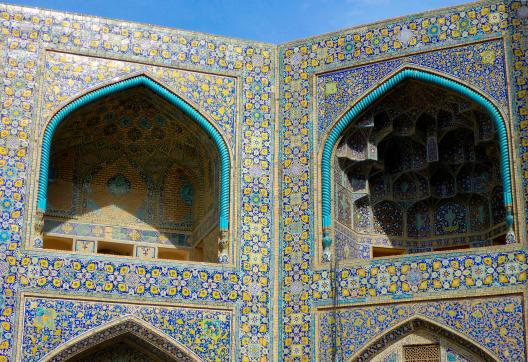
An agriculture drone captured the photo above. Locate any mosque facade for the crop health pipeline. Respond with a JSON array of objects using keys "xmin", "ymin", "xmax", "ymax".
[{"xmin": 0, "ymin": 0, "xmax": 527, "ymax": 360}]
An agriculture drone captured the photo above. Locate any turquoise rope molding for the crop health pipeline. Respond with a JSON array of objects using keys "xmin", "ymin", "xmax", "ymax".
[
  {"xmin": 37, "ymin": 75, "xmax": 231, "ymax": 231},
  {"xmin": 321, "ymin": 68, "xmax": 513, "ymax": 253}
]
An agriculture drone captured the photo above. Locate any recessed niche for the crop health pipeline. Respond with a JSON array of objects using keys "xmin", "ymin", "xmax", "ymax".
[
  {"xmin": 43, "ymin": 235, "xmax": 73, "ymax": 251},
  {"xmin": 97, "ymin": 241, "xmax": 134, "ymax": 256},
  {"xmin": 434, "ymin": 244, "xmax": 469, "ymax": 252},
  {"xmin": 334, "ymin": 80, "xmax": 507, "ymax": 261},
  {"xmin": 43, "ymin": 86, "xmax": 223, "ymax": 263},
  {"xmin": 372, "ymin": 246, "xmax": 406, "ymax": 258},
  {"xmin": 157, "ymin": 247, "xmax": 190, "ymax": 261}
]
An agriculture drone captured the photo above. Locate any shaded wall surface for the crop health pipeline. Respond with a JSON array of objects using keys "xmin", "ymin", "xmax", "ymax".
[{"xmin": 0, "ymin": 1, "xmax": 527, "ymax": 361}]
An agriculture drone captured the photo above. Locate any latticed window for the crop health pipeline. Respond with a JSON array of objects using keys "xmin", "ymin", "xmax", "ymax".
[{"xmin": 403, "ymin": 344, "xmax": 440, "ymax": 362}]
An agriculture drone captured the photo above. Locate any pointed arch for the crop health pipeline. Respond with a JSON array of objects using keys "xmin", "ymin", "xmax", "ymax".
[
  {"xmin": 320, "ymin": 67, "xmax": 513, "ymax": 251},
  {"xmin": 37, "ymin": 74, "xmax": 231, "ymax": 231},
  {"xmin": 350, "ymin": 316, "xmax": 498, "ymax": 362},
  {"xmin": 43, "ymin": 316, "xmax": 201, "ymax": 362}
]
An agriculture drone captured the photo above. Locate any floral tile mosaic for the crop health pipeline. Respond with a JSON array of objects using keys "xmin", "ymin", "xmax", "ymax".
[
  {"xmin": 311, "ymin": 251, "xmax": 528, "ymax": 303},
  {"xmin": 279, "ymin": 1, "xmax": 528, "ymax": 359},
  {"xmin": 41, "ymin": 51, "xmax": 238, "ymax": 147},
  {"xmin": 0, "ymin": 2, "xmax": 276, "ymax": 360},
  {"xmin": 318, "ymin": 295, "xmax": 525, "ymax": 361},
  {"xmin": 316, "ymin": 39, "xmax": 508, "ymax": 143},
  {"xmin": 21, "ymin": 296, "xmax": 232, "ymax": 361}
]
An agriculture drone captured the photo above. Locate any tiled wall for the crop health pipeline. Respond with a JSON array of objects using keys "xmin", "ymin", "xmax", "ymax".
[
  {"xmin": 278, "ymin": 1, "xmax": 527, "ymax": 360},
  {"xmin": 0, "ymin": 1, "xmax": 526, "ymax": 361}
]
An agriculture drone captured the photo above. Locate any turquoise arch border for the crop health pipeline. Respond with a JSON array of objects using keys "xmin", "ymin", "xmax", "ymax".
[
  {"xmin": 321, "ymin": 68, "xmax": 513, "ymax": 232},
  {"xmin": 37, "ymin": 75, "xmax": 231, "ymax": 231}
]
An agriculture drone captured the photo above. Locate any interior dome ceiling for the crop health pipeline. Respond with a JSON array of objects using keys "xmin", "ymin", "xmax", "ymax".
[
  {"xmin": 335, "ymin": 80, "xmax": 504, "ymax": 240},
  {"xmin": 50, "ymin": 86, "xmax": 219, "ymax": 186},
  {"xmin": 46, "ymin": 86, "xmax": 220, "ymax": 236}
]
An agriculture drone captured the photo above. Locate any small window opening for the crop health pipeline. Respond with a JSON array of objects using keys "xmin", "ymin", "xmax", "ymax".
[
  {"xmin": 157, "ymin": 247, "xmax": 189, "ymax": 261},
  {"xmin": 434, "ymin": 244, "xmax": 469, "ymax": 252},
  {"xmin": 492, "ymin": 234, "xmax": 507, "ymax": 246},
  {"xmin": 43, "ymin": 235, "xmax": 73, "ymax": 251},
  {"xmin": 372, "ymin": 246, "xmax": 406, "ymax": 258},
  {"xmin": 97, "ymin": 241, "xmax": 133, "ymax": 256},
  {"xmin": 403, "ymin": 344, "xmax": 440, "ymax": 362}
]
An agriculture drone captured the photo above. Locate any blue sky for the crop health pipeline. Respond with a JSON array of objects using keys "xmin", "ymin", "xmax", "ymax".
[{"xmin": 7, "ymin": 0, "xmax": 469, "ymax": 43}]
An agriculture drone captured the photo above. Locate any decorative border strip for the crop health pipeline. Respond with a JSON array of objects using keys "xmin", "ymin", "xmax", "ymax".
[
  {"xmin": 36, "ymin": 75, "xmax": 231, "ymax": 231},
  {"xmin": 320, "ymin": 67, "xmax": 513, "ymax": 257}
]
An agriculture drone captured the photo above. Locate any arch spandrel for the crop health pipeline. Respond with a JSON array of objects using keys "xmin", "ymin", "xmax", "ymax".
[
  {"xmin": 41, "ymin": 53, "xmax": 238, "ymax": 147},
  {"xmin": 349, "ymin": 316, "xmax": 498, "ymax": 362},
  {"xmin": 43, "ymin": 316, "xmax": 202, "ymax": 362},
  {"xmin": 315, "ymin": 39, "xmax": 509, "ymax": 144}
]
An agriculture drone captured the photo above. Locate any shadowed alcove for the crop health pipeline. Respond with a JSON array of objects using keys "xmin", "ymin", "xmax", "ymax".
[
  {"xmin": 68, "ymin": 333, "xmax": 180, "ymax": 362},
  {"xmin": 41, "ymin": 85, "xmax": 221, "ymax": 262},
  {"xmin": 46, "ymin": 318, "xmax": 199, "ymax": 362},
  {"xmin": 333, "ymin": 80, "xmax": 507, "ymax": 261}
]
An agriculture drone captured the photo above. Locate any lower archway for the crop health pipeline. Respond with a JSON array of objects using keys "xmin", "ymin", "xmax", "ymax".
[
  {"xmin": 44, "ymin": 317, "xmax": 200, "ymax": 362},
  {"xmin": 65, "ymin": 333, "xmax": 179, "ymax": 362},
  {"xmin": 351, "ymin": 317, "xmax": 497, "ymax": 362}
]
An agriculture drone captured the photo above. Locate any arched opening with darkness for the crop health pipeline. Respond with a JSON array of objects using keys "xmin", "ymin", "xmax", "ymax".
[
  {"xmin": 63, "ymin": 333, "xmax": 185, "ymax": 362},
  {"xmin": 351, "ymin": 318, "xmax": 496, "ymax": 362},
  {"xmin": 328, "ymin": 76, "xmax": 513, "ymax": 261},
  {"xmin": 45, "ymin": 318, "xmax": 199, "ymax": 362},
  {"xmin": 36, "ymin": 77, "xmax": 230, "ymax": 263}
]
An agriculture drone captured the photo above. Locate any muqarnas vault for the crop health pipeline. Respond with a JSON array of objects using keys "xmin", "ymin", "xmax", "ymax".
[{"xmin": 0, "ymin": 0, "xmax": 527, "ymax": 361}]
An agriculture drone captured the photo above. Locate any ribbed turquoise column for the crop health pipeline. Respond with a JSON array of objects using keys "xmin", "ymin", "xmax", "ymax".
[
  {"xmin": 38, "ymin": 76, "xmax": 231, "ymax": 232},
  {"xmin": 320, "ymin": 69, "xmax": 513, "ymax": 256}
]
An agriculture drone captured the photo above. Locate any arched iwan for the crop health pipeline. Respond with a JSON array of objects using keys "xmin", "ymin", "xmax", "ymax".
[
  {"xmin": 320, "ymin": 68, "xmax": 513, "ymax": 258},
  {"xmin": 37, "ymin": 74, "xmax": 231, "ymax": 231},
  {"xmin": 42, "ymin": 316, "xmax": 202, "ymax": 362},
  {"xmin": 350, "ymin": 316, "xmax": 498, "ymax": 362}
]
